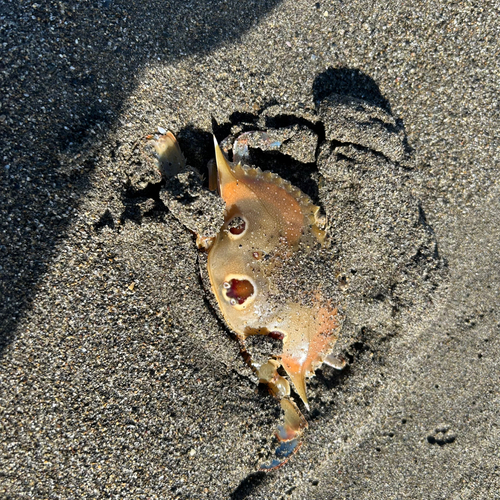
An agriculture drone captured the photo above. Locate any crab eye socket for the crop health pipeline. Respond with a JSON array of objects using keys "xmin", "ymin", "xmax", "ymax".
[
  {"xmin": 228, "ymin": 216, "xmax": 246, "ymax": 236},
  {"xmin": 223, "ymin": 278, "xmax": 254, "ymax": 305}
]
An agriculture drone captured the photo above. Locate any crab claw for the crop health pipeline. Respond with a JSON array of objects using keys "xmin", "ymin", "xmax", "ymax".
[
  {"xmin": 254, "ymin": 360, "xmax": 308, "ymax": 436},
  {"xmin": 277, "ymin": 398, "xmax": 308, "ymax": 442},
  {"xmin": 255, "ymin": 358, "xmax": 308, "ymax": 470},
  {"xmin": 260, "ymin": 397, "xmax": 307, "ymax": 471},
  {"xmin": 259, "ymin": 439, "xmax": 302, "ymax": 471}
]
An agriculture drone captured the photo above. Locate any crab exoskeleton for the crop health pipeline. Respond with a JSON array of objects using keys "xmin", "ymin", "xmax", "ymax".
[{"xmin": 151, "ymin": 129, "xmax": 344, "ymax": 469}]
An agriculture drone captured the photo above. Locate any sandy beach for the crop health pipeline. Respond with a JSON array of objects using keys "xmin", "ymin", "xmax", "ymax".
[{"xmin": 1, "ymin": 1, "xmax": 499, "ymax": 498}]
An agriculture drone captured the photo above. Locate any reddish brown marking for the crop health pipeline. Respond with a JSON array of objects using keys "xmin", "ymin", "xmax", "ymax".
[
  {"xmin": 269, "ymin": 331, "xmax": 285, "ymax": 340},
  {"xmin": 226, "ymin": 279, "xmax": 254, "ymax": 305},
  {"xmin": 228, "ymin": 217, "xmax": 246, "ymax": 235}
]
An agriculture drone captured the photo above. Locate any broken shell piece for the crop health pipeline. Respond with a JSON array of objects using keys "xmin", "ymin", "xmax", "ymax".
[
  {"xmin": 146, "ymin": 130, "xmax": 186, "ymax": 178},
  {"xmin": 150, "ymin": 131, "xmax": 225, "ymax": 237},
  {"xmin": 204, "ymin": 136, "xmax": 341, "ymax": 468},
  {"xmin": 161, "ymin": 131, "xmax": 342, "ymax": 470},
  {"xmin": 232, "ymin": 126, "xmax": 318, "ymax": 165},
  {"xmin": 322, "ymin": 353, "xmax": 347, "ymax": 370}
]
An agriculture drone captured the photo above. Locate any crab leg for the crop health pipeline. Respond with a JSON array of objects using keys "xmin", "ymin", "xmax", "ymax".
[{"xmin": 250, "ymin": 357, "xmax": 307, "ymax": 470}]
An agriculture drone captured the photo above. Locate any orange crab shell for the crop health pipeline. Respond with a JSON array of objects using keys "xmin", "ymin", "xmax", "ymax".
[{"xmin": 206, "ymin": 137, "xmax": 339, "ymax": 406}]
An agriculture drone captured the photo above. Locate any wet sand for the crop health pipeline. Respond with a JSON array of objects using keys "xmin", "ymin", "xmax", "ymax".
[{"xmin": 1, "ymin": 1, "xmax": 499, "ymax": 498}]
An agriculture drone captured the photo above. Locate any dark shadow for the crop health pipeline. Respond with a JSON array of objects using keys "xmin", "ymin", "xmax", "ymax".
[
  {"xmin": 314, "ymin": 363, "xmax": 350, "ymax": 395},
  {"xmin": 94, "ymin": 209, "xmax": 116, "ymax": 232},
  {"xmin": 313, "ymin": 67, "xmax": 391, "ymax": 112},
  {"xmin": 177, "ymin": 126, "xmax": 215, "ymax": 173},
  {"xmin": 212, "ymin": 112, "xmax": 322, "ymax": 203},
  {"xmin": 313, "ymin": 67, "xmax": 415, "ymax": 156},
  {"xmin": 230, "ymin": 471, "xmax": 268, "ymax": 500},
  {"xmin": 0, "ymin": 0, "xmax": 282, "ymax": 354}
]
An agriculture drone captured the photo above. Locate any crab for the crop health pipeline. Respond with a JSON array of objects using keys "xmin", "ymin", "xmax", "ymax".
[
  {"xmin": 136, "ymin": 87, "xmax": 443, "ymax": 470},
  {"xmin": 150, "ymin": 128, "xmax": 345, "ymax": 469}
]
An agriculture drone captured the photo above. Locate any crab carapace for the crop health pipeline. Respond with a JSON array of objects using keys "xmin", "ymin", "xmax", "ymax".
[{"xmin": 156, "ymin": 131, "xmax": 343, "ymax": 469}]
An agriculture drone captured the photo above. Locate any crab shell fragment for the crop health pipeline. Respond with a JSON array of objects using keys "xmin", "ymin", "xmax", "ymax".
[
  {"xmin": 155, "ymin": 130, "xmax": 341, "ymax": 468},
  {"xmin": 207, "ymin": 137, "xmax": 340, "ymax": 408}
]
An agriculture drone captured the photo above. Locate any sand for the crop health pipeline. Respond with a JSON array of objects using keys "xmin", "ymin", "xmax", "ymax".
[{"xmin": 1, "ymin": 0, "xmax": 499, "ymax": 498}]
